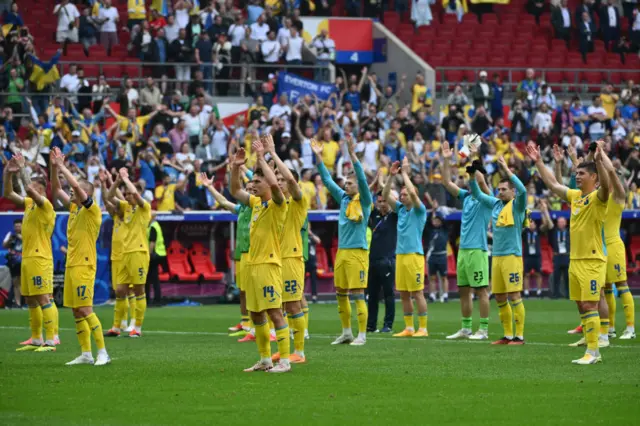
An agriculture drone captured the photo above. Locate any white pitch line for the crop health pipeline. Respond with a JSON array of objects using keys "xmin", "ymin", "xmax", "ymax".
[{"xmin": 0, "ymin": 326, "xmax": 637, "ymax": 350}]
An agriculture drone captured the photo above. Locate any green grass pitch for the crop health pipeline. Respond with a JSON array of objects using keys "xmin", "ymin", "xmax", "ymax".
[{"xmin": 1, "ymin": 299, "xmax": 639, "ymax": 426}]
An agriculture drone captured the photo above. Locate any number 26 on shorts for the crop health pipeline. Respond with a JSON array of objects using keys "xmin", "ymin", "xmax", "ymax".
[{"xmin": 509, "ymin": 273, "xmax": 520, "ymax": 283}]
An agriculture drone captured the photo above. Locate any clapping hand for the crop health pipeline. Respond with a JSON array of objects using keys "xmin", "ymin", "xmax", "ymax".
[
  {"xmin": 199, "ymin": 172, "xmax": 213, "ymax": 187},
  {"xmin": 389, "ymin": 161, "xmax": 400, "ymax": 175}
]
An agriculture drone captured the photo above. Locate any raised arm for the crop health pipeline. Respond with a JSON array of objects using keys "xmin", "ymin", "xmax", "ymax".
[
  {"xmin": 311, "ymin": 139, "xmax": 345, "ymax": 202},
  {"xmin": 382, "ymin": 161, "xmax": 399, "ymax": 210},
  {"xmin": 497, "ymin": 155, "xmax": 527, "ymax": 211},
  {"xmin": 594, "ymin": 146, "xmax": 610, "ymax": 203},
  {"xmin": 401, "ymin": 157, "xmax": 421, "ymax": 208},
  {"xmin": 526, "ymin": 142, "xmax": 569, "ymax": 201},
  {"xmin": 441, "ymin": 141, "xmax": 461, "ymax": 197},
  {"xmin": 348, "ymin": 136, "xmax": 372, "ymax": 208},
  {"xmin": 470, "ymin": 170, "xmax": 498, "ymax": 208},
  {"xmin": 13, "ymin": 153, "xmax": 46, "ymax": 207},
  {"xmin": 253, "ymin": 138, "xmax": 284, "ymax": 205},
  {"xmin": 230, "ymin": 149, "xmax": 251, "ymax": 205},
  {"xmin": 51, "ymin": 147, "xmax": 89, "ymax": 204},
  {"xmin": 200, "ymin": 172, "xmax": 237, "ymax": 212},
  {"xmin": 2, "ymin": 159, "xmax": 24, "ymax": 207},
  {"xmin": 553, "ymin": 144, "xmax": 565, "ymax": 184},
  {"xmin": 357, "ymin": 67, "xmax": 368, "ymax": 92},
  {"xmin": 539, "ymin": 200, "xmax": 554, "ymax": 232},
  {"xmin": 264, "ymin": 134, "xmax": 302, "ymax": 201},
  {"xmin": 119, "ymin": 167, "xmax": 145, "ymax": 208},
  {"xmin": 50, "ymin": 147, "xmax": 71, "ymax": 208}
]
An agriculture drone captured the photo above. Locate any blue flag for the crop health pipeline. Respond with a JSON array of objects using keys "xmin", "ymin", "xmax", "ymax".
[{"xmin": 277, "ymin": 72, "xmax": 337, "ymax": 104}]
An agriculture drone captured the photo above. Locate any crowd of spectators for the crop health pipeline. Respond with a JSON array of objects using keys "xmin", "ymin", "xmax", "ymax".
[{"xmin": 0, "ymin": 0, "xmax": 639, "ymax": 217}]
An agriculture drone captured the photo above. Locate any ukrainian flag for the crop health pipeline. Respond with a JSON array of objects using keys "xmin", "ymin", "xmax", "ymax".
[
  {"xmin": 2, "ymin": 24, "xmax": 16, "ymax": 37},
  {"xmin": 27, "ymin": 52, "xmax": 61, "ymax": 91},
  {"xmin": 151, "ymin": 0, "xmax": 169, "ymax": 16},
  {"xmin": 191, "ymin": 0, "xmax": 200, "ymax": 15}
]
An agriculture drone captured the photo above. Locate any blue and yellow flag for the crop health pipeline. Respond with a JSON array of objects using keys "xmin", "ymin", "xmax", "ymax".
[
  {"xmin": 27, "ymin": 52, "xmax": 61, "ymax": 91},
  {"xmin": 191, "ymin": 0, "xmax": 200, "ymax": 15},
  {"xmin": 151, "ymin": 0, "xmax": 169, "ymax": 16}
]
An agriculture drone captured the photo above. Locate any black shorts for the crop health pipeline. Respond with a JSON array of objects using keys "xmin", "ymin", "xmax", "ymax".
[
  {"xmin": 524, "ymin": 256, "xmax": 541, "ymax": 273},
  {"xmin": 428, "ymin": 261, "xmax": 447, "ymax": 277}
]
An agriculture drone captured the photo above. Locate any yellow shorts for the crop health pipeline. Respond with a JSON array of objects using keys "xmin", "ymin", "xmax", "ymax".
[
  {"xmin": 235, "ymin": 253, "xmax": 249, "ymax": 292},
  {"xmin": 491, "ymin": 255, "xmax": 523, "ymax": 294},
  {"xmin": 282, "ymin": 257, "xmax": 305, "ymax": 303},
  {"xmin": 21, "ymin": 257, "xmax": 53, "ymax": 297},
  {"xmin": 63, "ymin": 265, "xmax": 96, "ymax": 308},
  {"xmin": 119, "ymin": 252, "xmax": 150, "ymax": 286},
  {"xmin": 395, "ymin": 253, "xmax": 425, "ymax": 292},
  {"xmin": 334, "ymin": 248, "xmax": 369, "ymax": 290},
  {"xmin": 606, "ymin": 241, "xmax": 627, "ymax": 284},
  {"xmin": 246, "ymin": 263, "xmax": 283, "ymax": 312},
  {"xmin": 570, "ymin": 259, "xmax": 606, "ymax": 302}
]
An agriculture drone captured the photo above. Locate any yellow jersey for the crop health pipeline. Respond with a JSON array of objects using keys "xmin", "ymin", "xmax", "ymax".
[
  {"xmin": 321, "ymin": 141, "xmax": 340, "ymax": 170},
  {"xmin": 603, "ymin": 197, "xmax": 624, "ymax": 245},
  {"xmin": 247, "ymin": 194, "xmax": 287, "ymax": 266},
  {"xmin": 566, "ymin": 189, "xmax": 608, "ymax": 261},
  {"xmin": 22, "ymin": 197, "xmax": 55, "ymax": 260},
  {"xmin": 128, "ymin": 0, "xmax": 146, "ymax": 20},
  {"xmin": 281, "ymin": 196, "xmax": 308, "ymax": 260},
  {"xmin": 155, "ymin": 184, "xmax": 176, "ymax": 212},
  {"xmin": 67, "ymin": 200, "xmax": 102, "ymax": 268},
  {"xmin": 111, "ymin": 213, "xmax": 125, "ymax": 261},
  {"xmin": 118, "ymin": 200, "xmax": 151, "ymax": 254},
  {"xmin": 300, "ymin": 181, "xmax": 315, "ymax": 211},
  {"xmin": 600, "ymin": 93, "xmax": 616, "ymax": 118},
  {"xmin": 411, "ymin": 84, "xmax": 432, "ymax": 113},
  {"xmin": 116, "ymin": 114, "xmax": 153, "ymax": 145}
]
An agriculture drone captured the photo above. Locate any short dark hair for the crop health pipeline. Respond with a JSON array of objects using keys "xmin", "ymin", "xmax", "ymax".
[
  {"xmin": 577, "ymin": 161, "xmax": 597, "ymax": 175},
  {"xmin": 499, "ymin": 178, "xmax": 514, "ymax": 189},
  {"xmin": 289, "ymin": 169, "xmax": 299, "ymax": 182},
  {"xmin": 14, "ymin": 219, "xmax": 21, "ymax": 225},
  {"xmin": 33, "ymin": 177, "xmax": 47, "ymax": 188},
  {"xmin": 254, "ymin": 168, "xmax": 265, "ymax": 178}
]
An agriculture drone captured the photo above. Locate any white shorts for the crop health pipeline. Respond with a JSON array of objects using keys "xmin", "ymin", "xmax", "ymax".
[
  {"xmin": 57, "ymin": 28, "xmax": 79, "ymax": 43},
  {"xmin": 175, "ymin": 65, "xmax": 191, "ymax": 82}
]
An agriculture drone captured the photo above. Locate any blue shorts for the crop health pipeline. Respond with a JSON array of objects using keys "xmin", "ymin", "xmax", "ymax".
[
  {"xmin": 428, "ymin": 261, "xmax": 447, "ymax": 277},
  {"xmin": 524, "ymin": 256, "xmax": 541, "ymax": 274}
]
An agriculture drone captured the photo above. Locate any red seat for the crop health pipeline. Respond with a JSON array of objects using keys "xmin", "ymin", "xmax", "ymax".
[
  {"xmin": 188, "ymin": 244, "xmax": 224, "ymax": 281},
  {"xmin": 167, "ymin": 245, "xmax": 199, "ymax": 281},
  {"xmin": 447, "ymin": 253, "xmax": 457, "ymax": 278},
  {"xmin": 481, "ymin": 13, "xmax": 499, "ymax": 26},
  {"xmin": 582, "ymin": 71, "xmax": 603, "ymax": 87},
  {"xmin": 541, "ymin": 237, "xmax": 553, "ymax": 275},
  {"xmin": 158, "ymin": 264, "xmax": 170, "ymax": 282},
  {"xmin": 315, "ymin": 244, "xmax": 334, "ymax": 279}
]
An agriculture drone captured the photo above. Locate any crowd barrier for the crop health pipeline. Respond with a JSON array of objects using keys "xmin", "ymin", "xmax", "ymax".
[{"xmin": 1, "ymin": 210, "xmax": 639, "ymax": 304}]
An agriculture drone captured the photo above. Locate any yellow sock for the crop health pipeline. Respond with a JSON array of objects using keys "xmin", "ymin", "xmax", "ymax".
[
  {"xmin": 41, "ymin": 302, "xmax": 56, "ymax": 342},
  {"xmin": 582, "ymin": 310, "xmax": 599, "ymax": 352},
  {"xmin": 241, "ymin": 315, "xmax": 251, "ymax": 331},
  {"xmin": 600, "ymin": 317, "xmax": 609, "ymax": 336},
  {"xmin": 275, "ymin": 324, "xmax": 291, "ymax": 360},
  {"xmin": 418, "ymin": 312, "xmax": 428, "ymax": 331},
  {"xmin": 618, "ymin": 286, "xmax": 635, "ymax": 328},
  {"xmin": 336, "ymin": 293, "xmax": 351, "ymax": 329},
  {"xmin": 113, "ymin": 297, "xmax": 126, "ymax": 329},
  {"xmin": 290, "ymin": 312, "xmax": 305, "ymax": 354},
  {"xmin": 75, "ymin": 317, "xmax": 92, "ymax": 353},
  {"xmin": 267, "ymin": 317, "xmax": 275, "ymax": 331},
  {"xmin": 497, "ymin": 301, "xmax": 513, "ymax": 338},
  {"xmin": 353, "ymin": 294, "xmax": 368, "ymax": 334},
  {"xmin": 128, "ymin": 294, "xmax": 136, "ymax": 321},
  {"xmin": 85, "ymin": 313, "xmax": 105, "ymax": 351},
  {"xmin": 49, "ymin": 298, "xmax": 59, "ymax": 336},
  {"xmin": 511, "ymin": 298, "xmax": 525, "ymax": 338},
  {"xmin": 29, "ymin": 306, "xmax": 43, "ymax": 341},
  {"xmin": 283, "ymin": 312, "xmax": 289, "ymax": 328},
  {"xmin": 135, "ymin": 295, "xmax": 147, "ymax": 328},
  {"xmin": 254, "ymin": 320, "xmax": 271, "ymax": 359},
  {"xmin": 604, "ymin": 288, "xmax": 616, "ymax": 330},
  {"xmin": 403, "ymin": 313, "xmax": 414, "ymax": 330},
  {"xmin": 302, "ymin": 307, "xmax": 309, "ymax": 331}
]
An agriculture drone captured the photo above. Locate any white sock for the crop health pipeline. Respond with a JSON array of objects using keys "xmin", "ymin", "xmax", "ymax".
[
  {"xmin": 357, "ymin": 332, "xmax": 366, "ymax": 339},
  {"xmin": 429, "ymin": 292, "xmax": 436, "ymax": 298},
  {"xmin": 406, "ymin": 327, "xmax": 415, "ymax": 332},
  {"xmin": 45, "ymin": 339, "xmax": 55, "ymax": 346},
  {"xmin": 294, "ymin": 350, "xmax": 305, "ymax": 357},
  {"xmin": 120, "ymin": 321, "xmax": 128, "ymax": 329},
  {"xmin": 418, "ymin": 328, "xmax": 427, "ymax": 332},
  {"xmin": 260, "ymin": 357, "xmax": 273, "ymax": 365},
  {"xmin": 32, "ymin": 338, "xmax": 43, "ymax": 346},
  {"xmin": 627, "ymin": 326, "xmax": 635, "ymax": 333},
  {"xmin": 82, "ymin": 351, "xmax": 93, "ymax": 358},
  {"xmin": 249, "ymin": 328, "xmax": 255, "ymax": 336},
  {"xmin": 342, "ymin": 328, "xmax": 353, "ymax": 336},
  {"xmin": 129, "ymin": 319, "xmax": 136, "ymax": 328},
  {"xmin": 516, "ymin": 335, "xmax": 524, "ymax": 340},
  {"xmin": 134, "ymin": 326, "xmax": 141, "ymax": 333},
  {"xmin": 599, "ymin": 334, "xmax": 609, "ymax": 341},
  {"xmin": 586, "ymin": 349, "xmax": 599, "ymax": 357},
  {"xmin": 97, "ymin": 348, "xmax": 108, "ymax": 356}
]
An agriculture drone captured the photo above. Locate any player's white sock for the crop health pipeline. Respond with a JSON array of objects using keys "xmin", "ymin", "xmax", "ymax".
[
  {"xmin": 32, "ymin": 338, "xmax": 43, "ymax": 346},
  {"xmin": 523, "ymin": 290, "xmax": 530, "ymax": 297},
  {"xmin": 249, "ymin": 328, "xmax": 255, "ymax": 336},
  {"xmin": 342, "ymin": 328, "xmax": 353, "ymax": 336},
  {"xmin": 134, "ymin": 326, "xmax": 142, "ymax": 333},
  {"xmin": 295, "ymin": 350, "xmax": 305, "ymax": 358},
  {"xmin": 82, "ymin": 351, "xmax": 93, "ymax": 358},
  {"xmin": 627, "ymin": 326, "xmax": 635, "ymax": 333},
  {"xmin": 516, "ymin": 335, "xmax": 524, "ymax": 340},
  {"xmin": 599, "ymin": 333, "xmax": 609, "ymax": 342},
  {"xmin": 586, "ymin": 348, "xmax": 599, "ymax": 357},
  {"xmin": 260, "ymin": 357, "xmax": 273, "ymax": 365},
  {"xmin": 45, "ymin": 339, "xmax": 55, "ymax": 346},
  {"xmin": 357, "ymin": 331, "xmax": 366, "ymax": 339},
  {"xmin": 120, "ymin": 320, "xmax": 128, "ymax": 329},
  {"xmin": 97, "ymin": 348, "xmax": 108, "ymax": 357}
]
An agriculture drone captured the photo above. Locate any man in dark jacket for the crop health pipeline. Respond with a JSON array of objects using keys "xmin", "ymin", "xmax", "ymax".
[
  {"xmin": 549, "ymin": 216, "xmax": 570, "ymax": 299},
  {"xmin": 600, "ymin": 0, "xmax": 621, "ymax": 51},
  {"xmin": 150, "ymin": 28, "xmax": 170, "ymax": 82},
  {"xmin": 551, "ymin": 0, "xmax": 572, "ymax": 46},
  {"xmin": 367, "ymin": 192, "xmax": 398, "ymax": 333},
  {"xmin": 170, "ymin": 28, "xmax": 194, "ymax": 93},
  {"xmin": 578, "ymin": 11, "xmax": 596, "ymax": 62}
]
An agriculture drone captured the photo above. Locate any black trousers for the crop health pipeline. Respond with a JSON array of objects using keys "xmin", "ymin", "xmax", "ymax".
[
  {"xmin": 367, "ymin": 259, "xmax": 395, "ymax": 331},
  {"xmin": 146, "ymin": 254, "xmax": 167, "ymax": 303},
  {"xmin": 551, "ymin": 259, "xmax": 569, "ymax": 299},
  {"xmin": 305, "ymin": 253, "xmax": 318, "ymax": 297}
]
